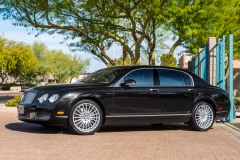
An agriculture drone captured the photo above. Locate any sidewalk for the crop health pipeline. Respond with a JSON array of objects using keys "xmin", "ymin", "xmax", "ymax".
[
  {"xmin": 226, "ymin": 112, "xmax": 240, "ymax": 131},
  {"xmin": 0, "ymin": 105, "xmax": 17, "ymax": 112},
  {"xmin": 0, "ymin": 91, "xmax": 22, "ymax": 93}
]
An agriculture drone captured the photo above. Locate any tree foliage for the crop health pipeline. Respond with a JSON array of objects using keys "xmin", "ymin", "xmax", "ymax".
[
  {"xmin": 46, "ymin": 50, "xmax": 90, "ymax": 83},
  {"xmin": 160, "ymin": 0, "xmax": 240, "ymax": 65},
  {"xmin": 160, "ymin": 53, "xmax": 178, "ymax": 68},
  {"xmin": 32, "ymin": 41, "xmax": 50, "ymax": 79},
  {"xmin": 0, "ymin": 38, "xmax": 90, "ymax": 84},
  {"xmin": 0, "ymin": 35, "xmax": 38, "ymax": 83},
  {"xmin": 32, "ymin": 41, "xmax": 90, "ymax": 83},
  {"xmin": 0, "ymin": 0, "xmax": 169, "ymax": 66},
  {"xmin": 1, "ymin": 0, "xmax": 240, "ymax": 66}
]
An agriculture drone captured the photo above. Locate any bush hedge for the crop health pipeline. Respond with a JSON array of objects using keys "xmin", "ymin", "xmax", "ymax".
[{"xmin": 5, "ymin": 95, "xmax": 21, "ymax": 107}]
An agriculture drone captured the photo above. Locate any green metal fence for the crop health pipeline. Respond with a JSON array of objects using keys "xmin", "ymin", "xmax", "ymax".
[{"xmin": 188, "ymin": 34, "xmax": 235, "ymax": 122}]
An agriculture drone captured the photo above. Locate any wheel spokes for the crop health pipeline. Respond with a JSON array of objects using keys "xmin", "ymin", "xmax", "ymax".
[
  {"xmin": 195, "ymin": 104, "xmax": 213, "ymax": 129},
  {"xmin": 73, "ymin": 103, "xmax": 100, "ymax": 133}
]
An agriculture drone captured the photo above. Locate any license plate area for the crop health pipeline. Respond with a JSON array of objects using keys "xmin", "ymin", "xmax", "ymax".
[
  {"xmin": 30, "ymin": 112, "xmax": 37, "ymax": 119},
  {"xmin": 18, "ymin": 105, "xmax": 24, "ymax": 114}
]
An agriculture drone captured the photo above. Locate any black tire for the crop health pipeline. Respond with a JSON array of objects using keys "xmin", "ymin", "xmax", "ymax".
[
  {"xmin": 68, "ymin": 99, "xmax": 103, "ymax": 135},
  {"xmin": 188, "ymin": 101, "xmax": 215, "ymax": 131}
]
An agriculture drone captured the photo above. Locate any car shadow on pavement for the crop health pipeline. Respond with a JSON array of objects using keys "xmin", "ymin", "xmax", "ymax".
[
  {"xmin": 5, "ymin": 122, "xmax": 193, "ymax": 134},
  {"xmin": 5, "ymin": 122, "xmax": 72, "ymax": 135},
  {"xmin": 98, "ymin": 123, "xmax": 192, "ymax": 133}
]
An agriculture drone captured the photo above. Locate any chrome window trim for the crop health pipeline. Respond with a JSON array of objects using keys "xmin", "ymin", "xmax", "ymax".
[{"xmin": 113, "ymin": 67, "xmax": 194, "ymax": 87}]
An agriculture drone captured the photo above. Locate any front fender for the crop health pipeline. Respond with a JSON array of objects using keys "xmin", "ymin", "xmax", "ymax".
[{"xmin": 65, "ymin": 93, "xmax": 107, "ymax": 117}]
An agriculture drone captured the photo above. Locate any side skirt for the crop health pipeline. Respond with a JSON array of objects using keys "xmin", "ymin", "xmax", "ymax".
[{"xmin": 104, "ymin": 114, "xmax": 192, "ymax": 125}]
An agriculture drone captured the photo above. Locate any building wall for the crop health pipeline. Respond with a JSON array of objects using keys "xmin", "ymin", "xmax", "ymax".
[
  {"xmin": 234, "ymin": 60, "xmax": 240, "ymax": 68},
  {"xmin": 178, "ymin": 54, "xmax": 192, "ymax": 69},
  {"xmin": 225, "ymin": 68, "xmax": 240, "ymax": 95}
]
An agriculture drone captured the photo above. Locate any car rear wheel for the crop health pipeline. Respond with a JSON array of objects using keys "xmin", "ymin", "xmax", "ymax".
[
  {"xmin": 189, "ymin": 101, "xmax": 215, "ymax": 131},
  {"xmin": 68, "ymin": 100, "xmax": 103, "ymax": 135}
]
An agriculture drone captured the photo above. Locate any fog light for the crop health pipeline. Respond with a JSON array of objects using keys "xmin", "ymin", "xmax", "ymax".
[
  {"xmin": 218, "ymin": 107, "xmax": 223, "ymax": 111},
  {"xmin": 57, "ymin": 111, "xmax": 64, "ymax": 115}
]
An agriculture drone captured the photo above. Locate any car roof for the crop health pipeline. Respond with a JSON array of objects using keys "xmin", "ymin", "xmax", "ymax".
[
  {"xmin": 110, "ymin": 65, "xmax": 192, "ymax": 73},
  {"xmin": 109, "ymin": 65, "xmax": 210, "ymax": 87}
]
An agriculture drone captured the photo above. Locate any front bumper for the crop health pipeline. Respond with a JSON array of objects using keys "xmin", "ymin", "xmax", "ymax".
[{"xmin": 17, "ymin": 99, "xmax": 71, "ymax": 125}]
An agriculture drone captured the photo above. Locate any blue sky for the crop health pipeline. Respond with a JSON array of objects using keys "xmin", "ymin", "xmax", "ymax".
[{"xmin": 0, "ymin": 18, "xmax": 184, "ymax": 72}]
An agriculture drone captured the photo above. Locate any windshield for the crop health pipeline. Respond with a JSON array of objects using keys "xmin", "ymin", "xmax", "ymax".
[{"xmin": 80, "ymin": 67, "xmax": 129, "ymax": 84}]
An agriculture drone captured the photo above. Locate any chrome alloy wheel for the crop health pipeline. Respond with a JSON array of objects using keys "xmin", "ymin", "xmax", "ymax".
[
  {"xmin": 195, "ymin": 104, "xmax": 214, "ymax": 129},
  {"xmin": 72, "ymin": 102, "xmax": 100, "ymax": 133}
]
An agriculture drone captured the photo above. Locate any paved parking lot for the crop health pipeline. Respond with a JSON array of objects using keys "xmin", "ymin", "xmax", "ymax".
[{"xmin": 1, "ymin": 111, "xmax": 240, "ymax": 160}]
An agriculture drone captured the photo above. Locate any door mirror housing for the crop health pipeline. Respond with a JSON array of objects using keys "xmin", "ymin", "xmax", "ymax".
[{"xmin": 124, "ymin": 79, "xmax": 136, "ymax": 86}]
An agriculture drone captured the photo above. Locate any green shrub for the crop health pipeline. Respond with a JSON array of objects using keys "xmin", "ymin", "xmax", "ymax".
[
  {"xmin": 234, "ymin": 97, "xmax": 240, "ymax": 104},
  {"xmin": 236, "ymin": 91, "xmax": 240, "ymax": 97},
  {"xmin": 5, "ymin": 95, "xmax": 21, "ymax": 107}
]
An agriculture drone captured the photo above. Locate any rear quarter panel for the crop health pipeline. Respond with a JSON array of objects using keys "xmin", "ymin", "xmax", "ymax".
[{"xmin": 193, "ymin": 86, "xmax": 230, "ymax": 114}]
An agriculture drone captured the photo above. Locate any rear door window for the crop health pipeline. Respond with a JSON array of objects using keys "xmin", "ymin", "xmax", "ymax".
[
  {"xmin": 183, "ymin": 72, "xmax": 193, "ymax": 86},
  {"xmin": 158, "ymin": 69, "xmax": 184, "ymax": 86}
]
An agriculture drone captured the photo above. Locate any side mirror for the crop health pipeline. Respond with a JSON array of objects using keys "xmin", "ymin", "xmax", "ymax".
[
  {"xmin": 121, "ymin": 79, "xmax": 136, "ymax": 88},
  {"xmin": 124, "ymin": 79, "xmax": 136, "ymax": 86}
]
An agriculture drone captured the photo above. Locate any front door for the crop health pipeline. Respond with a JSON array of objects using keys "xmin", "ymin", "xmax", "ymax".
[{"xmin": 113, "ymin": 69, "xmax": 159, "ymax": 124}]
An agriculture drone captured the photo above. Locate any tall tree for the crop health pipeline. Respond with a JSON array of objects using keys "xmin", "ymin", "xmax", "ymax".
[
  {"xmin": 32, "ymin": 41, "xmax": 50, "ymax": 79},
  {"xmin": 160, "ymin": 53, "xmax": 178, "ymax": 68},
  {"xmin": 160, "ymin": 0, "xmax": 240, "ymax": 65},
  {"xmin": 1, "ymin": 0, "xmax": 239, "ymax": 67},
  {"xmin": 0, "ymin": 36, "xmax": 39, "ymax": 83},
  {"xmin": 0, "ymin": 0, "xmax": 169, "ymax": 66},
  {"xmin": 32, "ymin": 41, "xmax": 90, "ymax": 83}
]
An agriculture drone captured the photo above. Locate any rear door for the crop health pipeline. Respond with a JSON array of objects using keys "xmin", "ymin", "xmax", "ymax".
[{"xmin": 157, "ymin": 69, "xmax": 195, "ymax": 120}]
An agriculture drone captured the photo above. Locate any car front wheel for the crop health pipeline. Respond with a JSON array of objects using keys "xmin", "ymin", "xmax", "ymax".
[
  {"xmin": 189, "ymin": 101, "xmax": 215, "ymax": 131},
  {"xmin": 68, "ymin": 100, "xmax": 103, "ymax": 135}
]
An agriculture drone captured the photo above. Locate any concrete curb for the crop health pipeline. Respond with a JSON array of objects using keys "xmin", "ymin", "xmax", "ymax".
[
  {"xmin": 224, "ymin": 122, "xmax": 240, "ymax": 132},
  {"xmin": 215, "ymin": 122, "xmax": 240, "ymax": 144}
]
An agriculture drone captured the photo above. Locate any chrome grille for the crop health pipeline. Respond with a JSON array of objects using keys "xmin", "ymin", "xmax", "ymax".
[
  {"xmin": 18, "ymin": 112, "xmax": 51, "ymax": 121},
  {"xmin": 22, "ymin": 92, "xmax": 36, "ymax": 104}
]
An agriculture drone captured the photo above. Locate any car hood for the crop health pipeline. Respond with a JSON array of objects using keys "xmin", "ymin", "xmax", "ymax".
[{"xmin": 32, "ymin": 83, "xmax": 106, "ymax": 91}]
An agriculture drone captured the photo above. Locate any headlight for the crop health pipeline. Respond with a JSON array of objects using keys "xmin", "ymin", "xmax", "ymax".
[
  {"xmin": 49, "ymin": 94, "xmax": 59, "ymax": 103},
  {"xmin": 39, "ymin": 94, "xmax": 48, "ymax": 103}
]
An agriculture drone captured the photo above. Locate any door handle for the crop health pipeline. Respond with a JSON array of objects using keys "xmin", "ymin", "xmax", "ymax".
[
  {"xmin": 149, "ymin": 89, "xmax": 158, "ymax": 92},
  {"xmin": 188, "ymin": 89, "xmax": 194, "ymax": 92}
]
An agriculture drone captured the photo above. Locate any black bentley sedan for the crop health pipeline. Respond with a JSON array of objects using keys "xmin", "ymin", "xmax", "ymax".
[{"xmin": 18, "ymin": 66, "xmax": 230, "ymax": 135}]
